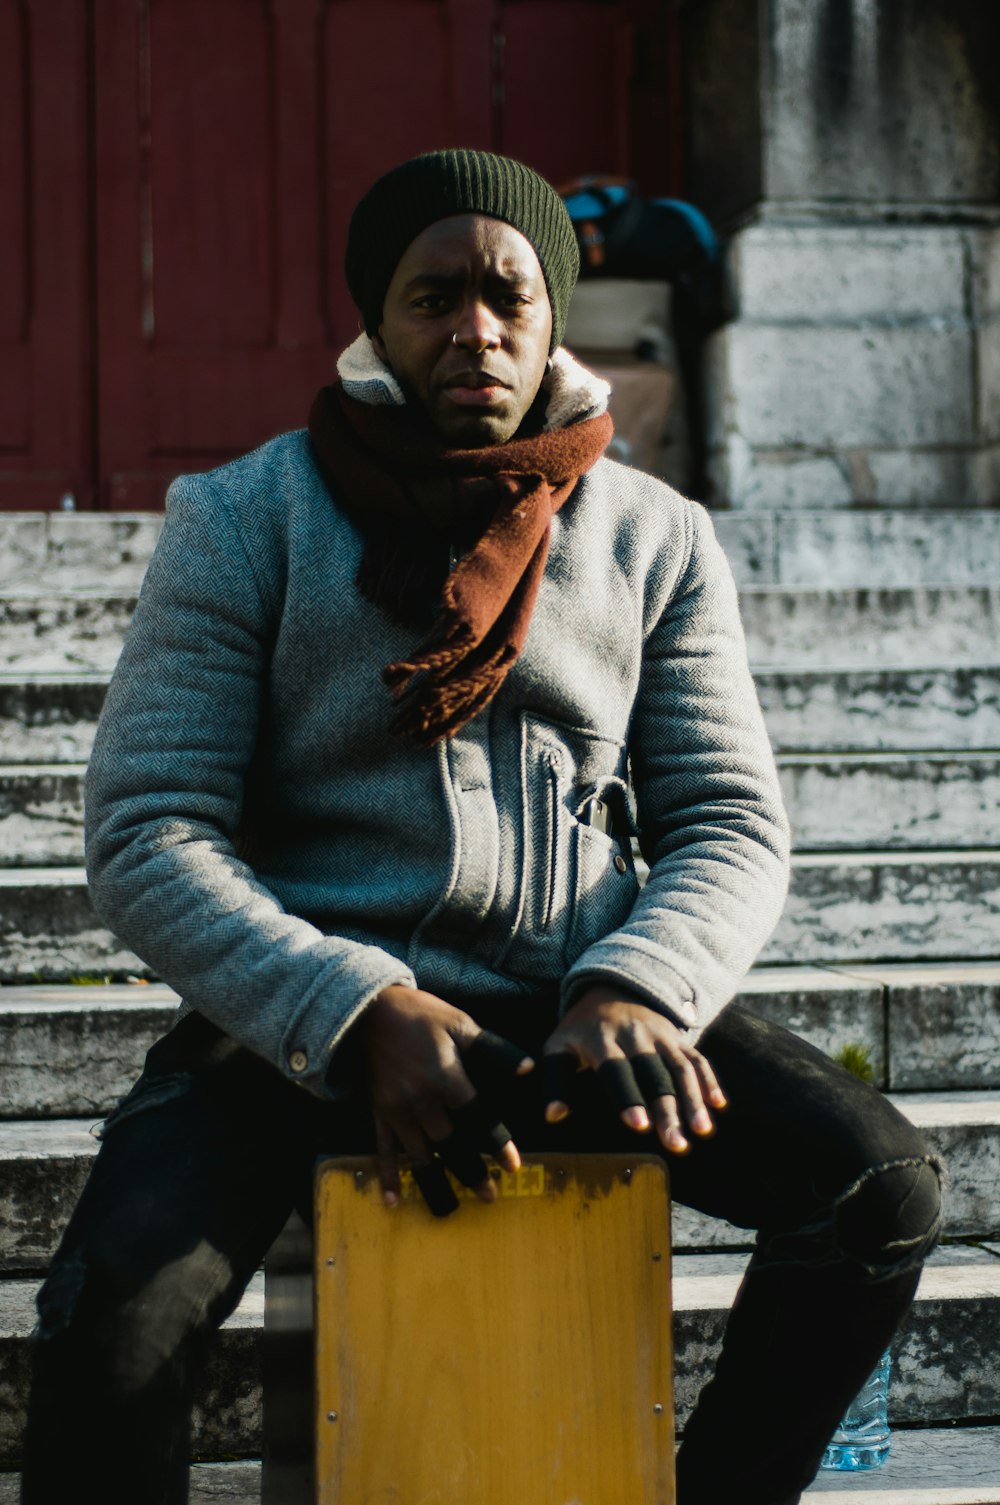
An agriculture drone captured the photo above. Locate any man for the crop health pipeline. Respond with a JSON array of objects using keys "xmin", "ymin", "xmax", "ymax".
[{"xmin": 22, "ymin": 151, "xmax": 941, "ymax": 1505}]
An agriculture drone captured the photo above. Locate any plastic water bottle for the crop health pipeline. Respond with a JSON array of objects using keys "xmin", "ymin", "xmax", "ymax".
[{"xmin": 820, "ymin": 1350, "xmax": 891, "ymax": 1470}]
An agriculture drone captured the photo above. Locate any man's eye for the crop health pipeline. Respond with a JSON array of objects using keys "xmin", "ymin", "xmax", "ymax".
[{"xmin": 412, "ymin": 294, "xmax": 450, "ymax": 312}]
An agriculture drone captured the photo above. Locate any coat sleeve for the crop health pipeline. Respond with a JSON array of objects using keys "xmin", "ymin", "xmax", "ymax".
[
  {"xmin": 84, "ymin": 471, "xmax": 416, "ymax": 1099},
  {"xmin": 559, "ymin": 500, "xmax": 791, "ymax": 1036}
]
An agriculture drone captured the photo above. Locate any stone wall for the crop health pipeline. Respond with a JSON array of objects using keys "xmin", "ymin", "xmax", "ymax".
[
  {"xmin": 680, "ymin": 0, "xmax": 1000, "ymax": 508},
  {"xmin": 705, "ymin": 223, "xmax": 1000, "ymax": 507}
]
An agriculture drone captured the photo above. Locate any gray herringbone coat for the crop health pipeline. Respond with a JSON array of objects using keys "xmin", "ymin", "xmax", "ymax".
[{"xmin": 85, "ymin": 431, "xmax": 790, "ymax": 1099}]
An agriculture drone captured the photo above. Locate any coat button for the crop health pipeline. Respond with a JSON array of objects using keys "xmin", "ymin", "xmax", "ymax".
[
  {"xmin": 289, "ymin": 1049, "xmax": 308, "ymax": 1074},
  {"xmin": 614, "ymin": 854, "xmax": 628, "ymax": 875}
]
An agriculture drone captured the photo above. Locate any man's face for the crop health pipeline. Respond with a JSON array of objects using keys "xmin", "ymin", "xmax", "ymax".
[{"xmin": 371, "ymin": 213, "xmax": 553, "ymax": 447}]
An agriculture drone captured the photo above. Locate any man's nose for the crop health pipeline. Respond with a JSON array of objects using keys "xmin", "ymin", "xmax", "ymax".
[{"xmin": 453, "ymin": 299, "xmax": 501, "ymax": 351}]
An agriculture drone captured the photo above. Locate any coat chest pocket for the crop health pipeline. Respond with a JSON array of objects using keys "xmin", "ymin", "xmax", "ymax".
[{"xmin": 496, "ymin": 715, "xmax": 639, "ymax": 979}]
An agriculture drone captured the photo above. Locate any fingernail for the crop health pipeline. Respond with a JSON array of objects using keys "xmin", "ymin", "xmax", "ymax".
[
  {"xmin": 506, "ymin": 1146, "xmax": 522, "ymax": 1170},
  {"xmin": 517, "ymin": 1056, "xmax": 535, "ymax": 1075},
  {"xmin": 712, "ymin": 1090, "xmax": 728, "ymax": 1109},
  {"xmin": 669, "ymin": 1131, "xmax": 689, "ymax": 1153},
  {"xmin": 546, "ymin": 1101, "xmax": 570, "ymax": 1123},
  {"xmin": 693, "ymin": 1110, "xmax": 714, "ymax": 1134},
  {"xmin": 478, "ymin": 1180, "xmax": 497, "ymax": 1203},
  {"xmin": 383, "ymin": 1190, "xmax": 400, "ymax": 1208},
  {"xmin": 625, "ymin": 1106, "xmax": 650, "ymax": 1131}
]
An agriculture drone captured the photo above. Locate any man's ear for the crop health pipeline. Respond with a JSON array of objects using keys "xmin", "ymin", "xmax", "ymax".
[{"xmin": 371, "ymin": 328, "xmax": 388, "ymax": 362}]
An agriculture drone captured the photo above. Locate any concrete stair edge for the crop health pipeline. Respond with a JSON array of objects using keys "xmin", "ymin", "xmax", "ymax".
[
  {"xmin": 3, "ymin": 1246, "xmax": 999, "ymax": 1461},
  {"xmin": 7, "ymin": 754, "xmax": 1000, "ymax": 862},
  {"xmin": 3, "ymin": 1427, "xmax": 1000, "ymax": 1502},
  {"xmin": 1, "ymin": 1099, "xmax": 996, "ymax": 1265}
]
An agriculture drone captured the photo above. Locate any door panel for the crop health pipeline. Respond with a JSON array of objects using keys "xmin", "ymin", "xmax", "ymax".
[
  {"xmin": 0, "ymin": 0, "xmax": 92, "ymax": 509},
  {"xmin": 95, "ymin": 0, "xmax": 336, "ymax": 504},
  {"xmin": 499, "ymin": 0, "xmax": 677, "ymax": 195},
  {"xmin": 500, "ymin": 1, "xmax": 629, "ymax": 183},
  {"xmin": 321, "ymin": 0, "xmax": 494, "ymax": 351},
  {"xmin": 149, "ymin": 0, "xmax": 275, "ymax": 348}
]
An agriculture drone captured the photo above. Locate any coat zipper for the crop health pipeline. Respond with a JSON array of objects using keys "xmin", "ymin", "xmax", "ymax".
[{"xmin": 542, "ymin": 748, "xmax": 561, "ymax": 932}]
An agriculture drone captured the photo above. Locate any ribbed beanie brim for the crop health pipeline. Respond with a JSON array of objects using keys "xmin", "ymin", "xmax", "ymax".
[{"xmin": 345, "ymin": 149, "xmax": 579, "ymax": 351}]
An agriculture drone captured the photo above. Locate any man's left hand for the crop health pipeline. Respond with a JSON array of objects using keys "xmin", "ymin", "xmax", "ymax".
[{"xmin": 542, "ymin": 985, "xmax": 727, "ymax": 1154}]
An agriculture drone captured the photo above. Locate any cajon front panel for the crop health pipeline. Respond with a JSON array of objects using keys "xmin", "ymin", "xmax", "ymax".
[{"xmin": 315, "ymin": 1153, "xmax": 673, "ymax": 1505}]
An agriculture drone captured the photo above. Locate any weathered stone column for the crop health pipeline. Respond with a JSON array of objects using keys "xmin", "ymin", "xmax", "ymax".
[{"xmin": 681, "ymin": 0, "xmax": 1000, "ymax": 507}]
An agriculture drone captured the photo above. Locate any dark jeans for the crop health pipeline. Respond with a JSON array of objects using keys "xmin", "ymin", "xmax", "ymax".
[{"xmin": 20, "ymin": 1000, "xmax": 942, "ymax": 1505}]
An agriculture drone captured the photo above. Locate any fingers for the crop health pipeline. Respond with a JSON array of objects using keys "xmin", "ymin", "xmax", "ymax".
[
  {"xmin": 695, "ymin": 1050, "xmax": 728, "ymax": 1114},
  {"xmin": 462, "ymin": 1029, "xmax": 534, "ymax": 1091},
  {"xmin": 543, "ymin": 1052, "xmax": 578, "ymax": 1123},
  {"xmin": 631, "ymin": 1051, "xmax": 675, "ymax": 1104},
  {"xmin": 629, "ymin": 1053, "xmax": 687, "ymax": 1155},
  {"xmin": 379, "ymin": 1026, "xmax": 529, "ymax": 1215},
  {"xmin": 450, "ymin": 1095, "xmax": 515, "ymax": 1161},
  {"xmin": 546, "ymin": 991, "xmax": 729, "ymax": 1155},
  {"xmin": 412, "ymin": 1158, "xmax": 460, "ymax": 1218},
  {"xmin": 429, "ymin": 1097, "xmax": 516, "ymax": 1202},
  {"xmin": 375, "ymin": 1117, "xmax": 403, "ymax": 1208},
  {"xmin": 596, "ymin": 1056, "xmax": 649, "ymax": 1132},
  {"xmin": 458, "ymin": 1029, "xmax": 529, "ymax": 1174}
]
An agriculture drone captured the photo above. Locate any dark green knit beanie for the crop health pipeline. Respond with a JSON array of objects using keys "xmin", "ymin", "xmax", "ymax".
[{"xmin": 345, "ymin": 149, "xmax": 579, "ymax": 352}]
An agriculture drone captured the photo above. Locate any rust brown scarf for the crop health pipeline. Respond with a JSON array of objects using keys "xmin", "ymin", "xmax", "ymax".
[{"xmin": 308, "ymin": 383, "xmax": 613, "ymax": 746}]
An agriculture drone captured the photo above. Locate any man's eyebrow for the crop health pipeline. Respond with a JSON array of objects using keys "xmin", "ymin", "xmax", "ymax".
[{"xmin": 401, "ymin": 268, "xmax": 534, "ymax": 293}]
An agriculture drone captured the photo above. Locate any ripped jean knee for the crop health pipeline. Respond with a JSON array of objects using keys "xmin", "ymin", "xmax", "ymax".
[{"xmin": 758, "ymin": 1155, "xmax": 945, "ymax": 1283}]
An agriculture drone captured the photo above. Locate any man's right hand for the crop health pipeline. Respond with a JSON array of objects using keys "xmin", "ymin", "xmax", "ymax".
[{"xmin": 360, "ymin": 984, "xmax": 534, "ymax": 1215}]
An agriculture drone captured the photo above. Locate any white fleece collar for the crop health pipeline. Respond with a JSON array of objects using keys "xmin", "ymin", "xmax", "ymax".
[{"xmin": 336, "ymin": 333, "xmax": 610, "ymax": 431}]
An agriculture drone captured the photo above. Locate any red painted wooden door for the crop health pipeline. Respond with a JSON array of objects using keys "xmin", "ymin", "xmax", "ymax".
[{"xmin": 0, "ymin": 0, "xmax": 677, "ymax": 510}]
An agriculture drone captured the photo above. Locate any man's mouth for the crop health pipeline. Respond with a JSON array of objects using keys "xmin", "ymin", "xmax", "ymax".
[{"xmin": 442, "ymin": 371, "xmax": 510, "ymax": 406}]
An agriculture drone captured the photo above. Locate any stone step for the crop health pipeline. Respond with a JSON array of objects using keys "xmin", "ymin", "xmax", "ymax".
[
  {"xmin": 3, "ymin": 965, "xmax": 996, "ymax": 1128},
  {"xmin": 2, "ymin": 1246, "xmax": 997, "ymax": 1464},
  {"xmin": 0, "ymin": 983, "xmax": 178, "ymax": 1118},
  {"xmin": 0, "ymin": 765, "xmax": 86, "ymax": 866},
  {"xmin": 3, "ymin": 849, "xmax": 1000, "ymax": 980},
  {"xmin": 3, "ymin": 1428, "xmax": 1000, "ymax": 1504},
  {"xmin": 0, "ymin": 868, "xmax": 145, "ymax": 982},
  {"xmin": 672, "ymin": 1244, "xmax": 1000, "ymax": 1433},
  {"xmin": 3, "ymin": 509, "xmax": 999, "ymax": 594},
  {"xmin": 0, "ymin": 1468, "xmax": 262, "ymax": 1505},
  {"xmin": 7, "ymin": 753, "xmax": 1000, "ymax": 866},
  {"xmin": 2, "ymin": 586, "xmax": 997, "ymax": 676},
  {"xmin": 0, "ymin": 675, "xmax": 107, "ymax": 764},
  {"xmin": 0, "ymin": 973, "xmax": 879, "ymax": 1120},
  {"xmin": 0, "ymin": 596, "xmax": 135, "ymax": 675},
  {"xmin": 0, "ymin": 971, "xmax": 898, "ymax": 1120},
  {"xmin": 4, "ymin": 666, "xmax": 999, "ymax": 766},
  {"xmin": 745, "ymin": 962, "xmax": 1000, "ymax": 1093},
  {"xmin": 804, "ymin": 1425, "xmax": 1000, "ymax": 1505},
  {"xmin": 0, "ymin": 1463, "xmax": 262, "ymax": 1503},
  {"xmin": 715, "ymin": 508, "xmax": 1000, "ymax": 589},
  {"xmin": 764, "ymin": 850, "xmax": 1000, "ymax": 966},
  {"xmin": 741, "ymin": 586, "xmax": 1000, "ymax": 670},
  {"xmin": 0, "ymin": 1270, "xmax": 264, "ymax": 1463},
  {"xmin": 757, "ymin": 666, "xmax": 1000, "ymax": 754},
  {"xmin": 0, "ymin": 513, "xmax": 161, "ymax": 595},
  {"xmin": 675, "ymin": 1091, "xmax": 1000, "ymax": 1252},
  {"xmin": 777, "ymin": 752, "xmax": 1000, "ymax": 850},
  {"xmin": 2, "ymin": 1093, "xmax": 994, "ymax": 1269},
  {"xmin": 829, "ymin": 962, "xmax": 1000, "ymax": 1092}
]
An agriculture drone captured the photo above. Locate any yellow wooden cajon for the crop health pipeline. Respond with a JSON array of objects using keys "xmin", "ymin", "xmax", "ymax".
[{"xmin": 313, "ymin": 1153, "xmax": 674, "ymax": 1505}]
